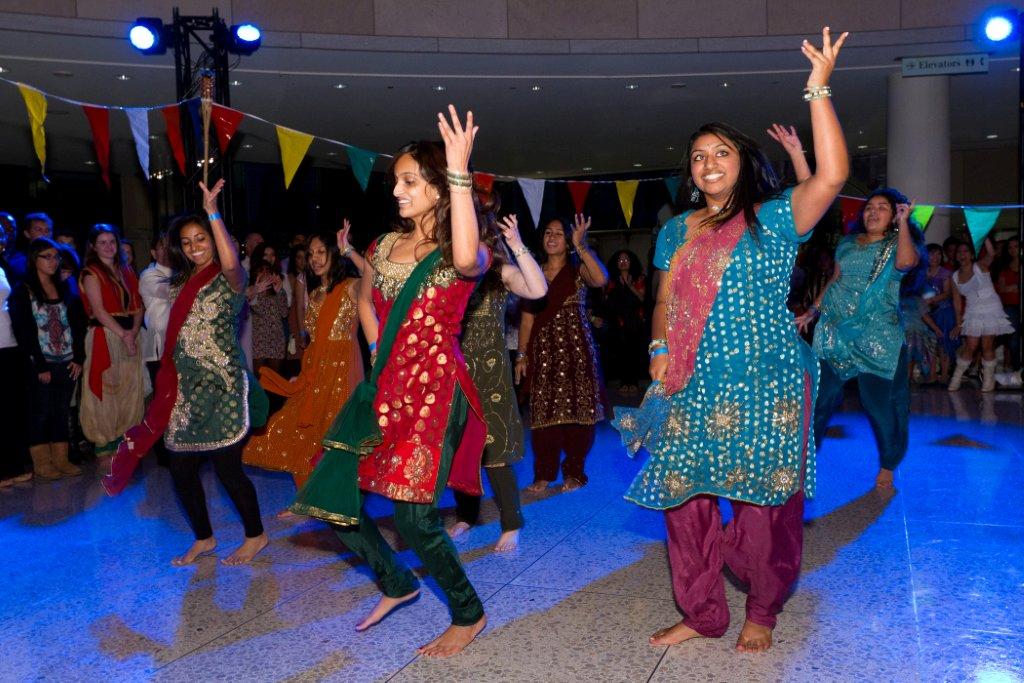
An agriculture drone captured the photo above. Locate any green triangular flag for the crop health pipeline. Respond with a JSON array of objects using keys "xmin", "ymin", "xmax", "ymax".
[
  {"xmin": 911, "ymin": 204, "xmax": 935, "ymax": 230},
  {"xmin": 963, "ymin": 207, "xmax": 1001, "ymax": 253},
  {"xmin": 346, "ymin": 146, "xmax": 379, "ymax": 192},
  {"xmin": 664, "ymin": 176, "xmax": 682, "ymax": 203}
]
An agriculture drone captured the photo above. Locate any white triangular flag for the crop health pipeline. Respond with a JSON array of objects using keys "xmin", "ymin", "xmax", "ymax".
[
  {"xmin": 517, "ymin": 178, "xmax": 546, "ymax": 229},
  {"xmin": 125, "ymin": 108, "xmax": 150, "ymax": 179}
]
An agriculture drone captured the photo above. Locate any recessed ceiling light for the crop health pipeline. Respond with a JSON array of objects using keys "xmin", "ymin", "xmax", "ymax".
[
  {"xmin": 432, "ymin": 85, "xmax": 446, "ymax": 92},
  {"xmin": 986, "ymin": 134, "xmax": 999, "ymax": 139},
  {"xmin": 115, "ymin": 74, "xmax": 130, "ymax": 81},
  {"xmin": 625, "ymin": 83, "xmax": 639, "ymax": 90},
  {"xmin": 858, "ymin": 130, "xmax": 864, "ymax": 135},
  {"xmin": 535, "ymin": 170, "xmax": 543, "ymax": 174},
  {"xmin": 230, "ymin": 80, "xmax": 242, "ymax": 86},
  {"xmin": 52, "ymin": 70, "xmax": 73, "ymax": 78},
  {"xmin": 1015, "ymin": 67, "xmax": 1021, "ymax": 72},
  {"xmin": 531, "ymin": 85, "xmax": 542, "ymax": 92},
  {"xmin": 327, "ymin": 151, "xmax": 338, "ymax": 156},
  {"xmin": 149, "ymin": 134, "xmax": 158, "ymax": 140},
  {"xmin": 84, "ymin": 160, "xmax": 96, "ymax": 165},
  {"xmin": 242, "ymin": 143, "xmax": 253, "ymax": 149},
  {"xmin": 0, "ymin": 66, "xmax": 7, "ymax": 73},
  {"xmin": 857, "ymin": 144, "xmax": 868, "ymax": 149},
  {"xmin": 666, "ymin": 146, "xmax": 675, "ymax": 151},
  {"xmin": 582, "ymin": 166, "xmax": 593, "ymax": 171},
  {"xmin": 721, "ymin": 81, "xmax": 729, "ymax": 88},
  {"xmin": 633, "ymin": 163, "xmax": 643, "ymax": 168},
  {"xmin": 333, "ymin": 83, "xmax": 348, "ymax": 89}
]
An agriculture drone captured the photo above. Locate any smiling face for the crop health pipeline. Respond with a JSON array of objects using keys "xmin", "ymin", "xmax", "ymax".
[
  {"xmin": 179, "ymin": 223, "xmax": 214, "ymax": 268},
  {"xmin": 862, "ymin": 196, "xmax": 894, "ymax": 237},
  {"xmin": 955, "ymin": 243, "xmax": 973, "ymax": 267},
  {"xmin": 689, "ymin": 133, "xmax": 740, "ymax": 204},
  {"xmin": 392, "ymin": 153, "xmax": 439, "ymax": 225},
  {"xmin": 308, "ymin": 237, "xmax": 331, "ymax": 278},
  {"xmin": 92, "ymin": 231, "xmax": 119, "ymax": 264},
  {"xmin": 542, "ymin": 220, "xmax": 569, "ymax": 258}
]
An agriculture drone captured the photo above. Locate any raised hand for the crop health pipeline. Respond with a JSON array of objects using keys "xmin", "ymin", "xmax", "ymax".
[
  {"xmin": 499, "ymin": 215, "xmax": 524, "ymax": 250},
  {"xmin": 572, "ymin": 213, "xmax": 592, "ymax": 250},
  {"xmin": 199, "ymin": 178, "xmax": 226, "ymax": 215},
  {"xmin": 802, "ymin": 26, "xmax": 848, "ymax": 88},
  {"xmin": 337, "ymin": 218, "xmax": 353, "ymax": 253},
  {"xmin": 436, "ymin": 105, "xmax": 478, "ymax": 174},
  {"xmin": 767, "ymin": 124, "xmax": 803, "ymax": 155},
  {"xmin": 895, "ymin": 201, "xmax": 914, "ymax": 228}
]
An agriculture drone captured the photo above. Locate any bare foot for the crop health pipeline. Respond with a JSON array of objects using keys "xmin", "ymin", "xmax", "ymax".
[
  {"xmin": 735, "ymin": 620, "xmax": 773, "ymax": 652},
  {"xmin": 875, "ymin": 469, "xmax": 895, "ymax": 489},
  {"xmin": 447, "ymin": 521, "xmax": 472, "ymax": 539},
  {"xmin": 355, "ymin": 589, "xmax": 421, "ymax": 631},
  {"xmin": 417, "ymin": 616, "xmax": 487, "ymax": 658},
  {"xmin": 222, "ymin": 533, "xmax": 269, "ymax": 566},
  {"xmin": 276, "ymin": 509, "xmax": 297, "ymax": 520},
  {"xmin": 524, "ymin": 480, "xmax": 550, "ymax": 494},
  {"xmin": 494, "ymin": 529, "xmax": 520, "ymax": 552},
  {"xmin": 649, "ymin": 621, "xmax": 703, "ymax": 646},
  {"xmin": 171, "ymin": 537, "xmax": 217, "ymax": 567},
  {"xmin": 558, "ymin": 477, "xmax": 585, "ymax": 493}
]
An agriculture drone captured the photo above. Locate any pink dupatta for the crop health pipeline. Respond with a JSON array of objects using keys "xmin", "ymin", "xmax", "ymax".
[{"xmin": 662, "ymin": 210, "xmax": 748, "ymax": 396}]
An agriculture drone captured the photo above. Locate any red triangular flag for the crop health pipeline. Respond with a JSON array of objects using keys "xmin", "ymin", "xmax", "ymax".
[
  {"xmin": 568, "ymin": 181, "xmax": 592, "ymax": 214},
  {"xmin": 162, "ymin": 105, "xmax": 186, "ymax": 175},
  {"xmin": 211, "ymin": 104, "xmax": 245, "ymax": 154},
  {"xmin": 473, "ymin": 172, "xmax": 495, "ymax": 194},
  {"xmin": 81, "ymin": 105, "xmax": 111, "ymax": 188},
  {"xmin": 839, "ymin": 196, "xmax": 867, "ymax": 234}
]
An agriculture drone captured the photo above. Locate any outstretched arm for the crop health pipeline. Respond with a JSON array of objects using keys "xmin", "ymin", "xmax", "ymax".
[
  {"xmin": 201, "ymin": 179, "xmax": 246, "ymax": 292},
  {"xmin": 572, "ymin": 214, "xmax": 609, "ymax": 287},
  {"xmin": 767, "ymin": 123, "xmax": 812, "ymax": 183},
  {"xmin": 438, "ymin": 105, "xmax": 488, "ymax": 277},
  {"xmin": 790, "ymin": 27, "xmax": 851, "ymax": 235},
  {"xmin": 337, "ymin": 219, "xmax": 366, "ymax": 275},
  {"xmin": 498, "ymin": 215, "xmax": 547, "ymax": 299},
  {"xmin": 894, "ymin": 202, "xmax": 921, "ymax": 272}
]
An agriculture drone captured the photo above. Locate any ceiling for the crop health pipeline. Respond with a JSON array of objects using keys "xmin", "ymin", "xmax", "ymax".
[{"xmin": 0, "ymin": 18, "xmax": 1019, "ymax": 182}]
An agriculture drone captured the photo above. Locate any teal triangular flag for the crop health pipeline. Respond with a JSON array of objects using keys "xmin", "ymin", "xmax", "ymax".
[
  {"xmin": 346, "ymin": 146, "xmax": 379, "ymax": 192},
  {"xmin": 664, "ymin": 176, "xmax": 683, "ymax": 203},
  {"xmin": 963, "ymin": 207, "xmax": 1001, "ymax": 253}
]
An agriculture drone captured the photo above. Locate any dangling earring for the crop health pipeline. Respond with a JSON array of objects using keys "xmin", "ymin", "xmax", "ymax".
[{"xmin": 689, "ymin": 186, "xmax": 700, "ymax": 203}]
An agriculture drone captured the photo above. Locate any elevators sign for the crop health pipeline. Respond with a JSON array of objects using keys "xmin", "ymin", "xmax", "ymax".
[{"xmin": 901, "ymin": 53, "xmax": 989, "ymax": 77}]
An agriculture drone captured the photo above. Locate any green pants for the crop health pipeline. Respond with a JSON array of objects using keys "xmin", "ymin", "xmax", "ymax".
[
  {"xmin": 333, "ymin": 389, "xmax": 484, "ymax": 626},
  {"xmin": 814, "ymin": 345, "xmax": 910, "ymax": 472}
]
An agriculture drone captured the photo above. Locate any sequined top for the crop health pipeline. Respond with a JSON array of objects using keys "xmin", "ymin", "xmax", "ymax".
[
  {"xmin": 813, "ymin": 235, "xmax": 904, "ymax": 381},
  {"xmin": 614, "ymin": 189, "xmax": 818, "ymax": 508},
  {"xmin": 525, "ymin": 265, "xmax": 607, "ymax": 429},
  {"xmin": 356, "ymin": 232, "xmax": 486, "ymax": 503},
  {"xmin": 166, "ymin": 273, "xmax": 250, "ymax": 452},
  {"xmin": 462, "ymin": 276, "xmax": 525, "ymax": 466}
]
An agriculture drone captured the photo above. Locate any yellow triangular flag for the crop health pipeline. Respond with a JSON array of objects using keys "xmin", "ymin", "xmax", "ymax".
[
  {"xmin": 17, "ymin": 83, "xmax": 47, "ymax": 175},
  {"xmin": 275, "ymin": 125, "xmax": 314, "ymax": 189},
  {"xmin": 616, "ymin": 180, "xmax": 639, "ymax": 227}
]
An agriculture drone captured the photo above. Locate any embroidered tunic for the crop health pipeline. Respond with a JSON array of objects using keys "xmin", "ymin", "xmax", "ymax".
[
  {"xmin": 615, "ymin": 189, "xmax": 817, "ymax": 508},
  {"xmin": 355, "ymin": 233, "xmax": 485, "ymax": 503},
  {"xmin": 166, "ymin": 273, "xmax": 250, "ymax": 452},
  {"xmin": 813, "ymin": 235, "xmax": 905, "ymax": 381},
  {"xmin": 461, "ymin": 275, "xmax": 525, "ymax": 467}
]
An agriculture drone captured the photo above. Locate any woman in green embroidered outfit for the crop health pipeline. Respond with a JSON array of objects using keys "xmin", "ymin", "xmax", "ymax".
[
  {"xmin": 613, "ymin": 28, "xmax": 850, "ymax": 652},
  {"xmin": 799, "ymin": 188, "xmax": 923, "ymax": 489},
  {"xmin": 292, "ymin": 108, "xmax": 492, "ymax": 658},
  {"xmin": 449, "ymin": 214, "xmax": 547, "ymax": 552}
]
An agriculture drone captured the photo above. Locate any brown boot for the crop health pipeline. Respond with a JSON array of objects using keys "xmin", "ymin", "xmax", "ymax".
[
  {"xmin": 30, "ymin": 444, "xmax": 62, "ymax": 480},
  {"xmin": 50, "ymin": 442, "xmax": 82, "ymax": 477}
]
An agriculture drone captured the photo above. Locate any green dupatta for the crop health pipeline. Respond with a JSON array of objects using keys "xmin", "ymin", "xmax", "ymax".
[{"xmin": 290, "ymin": 248, "xmax": 442, "ymax": 525}]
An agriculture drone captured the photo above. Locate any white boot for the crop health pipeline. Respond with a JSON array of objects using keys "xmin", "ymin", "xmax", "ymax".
[
  {"xmin": 981, "ymin": 359, "xmax": 997, "ymax": 392},
  {"xmin": 948, "ymin": 357, "xmax": 970, "ymax": 391}
]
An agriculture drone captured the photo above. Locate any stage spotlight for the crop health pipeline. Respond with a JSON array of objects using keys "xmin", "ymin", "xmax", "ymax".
[
  {"xmin": 228, "ymin": 23, "xmax": 262, "ymax": 55},
  {"xmin": 128, "ymin": 18, "xmax": 166, "ymax": 55},
  {"xmin": 980, "ymin": 8, "xmax": 1018, "ymax": 43}
]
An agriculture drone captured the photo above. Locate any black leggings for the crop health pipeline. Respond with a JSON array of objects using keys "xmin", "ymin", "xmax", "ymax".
[
  {"xmin": 453, "ymin": 464, "xmax": 524, "ymax": 532},
  {"xmin": 168, "ymin": 442, "xmax": 264, "ymax": 541}
]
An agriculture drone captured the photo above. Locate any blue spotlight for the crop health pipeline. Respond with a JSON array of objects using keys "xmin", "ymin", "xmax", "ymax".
[
  {"xmin": 986, "ymin": 15, "xmax": 1015, "ymax": 41},
  {"xmin": 128, "ymin": 18, "xmax": 166, "ymax": 55},
  {"xmin": 227, "ymin": 23, "xmax": 262, "ymax": 55}
]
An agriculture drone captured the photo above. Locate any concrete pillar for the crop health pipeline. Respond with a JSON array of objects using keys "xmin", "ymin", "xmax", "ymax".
[{"xmin": 886, "ymin": 72, "xmax": 951, "ymax": 241}]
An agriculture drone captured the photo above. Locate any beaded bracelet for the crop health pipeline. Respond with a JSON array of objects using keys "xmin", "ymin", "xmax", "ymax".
[
  {"xmin": 511, "ymin": 245, "xmax": 530, "ymax": 258},
  {"xmin": 648, "ymin": 338, "xmax": 668, "ymax": 354},
  {"xmin": 803, "ymin": 85, "xmax": 832, "ymax": 102}
]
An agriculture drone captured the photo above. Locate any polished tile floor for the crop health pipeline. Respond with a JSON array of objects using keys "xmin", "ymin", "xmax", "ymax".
[{"xmin": 2, "ymin": 386, "xmax": 1022, "ymax": 682}]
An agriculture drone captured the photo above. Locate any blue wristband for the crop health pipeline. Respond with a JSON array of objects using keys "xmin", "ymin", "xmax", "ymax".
[
  {"xmin": 650, "ymin": 347, "xmax": 668, "ymax": 359},
  {"xmin": 369, "ymin": 341, "xmax": 377, "ymax": 353},
  {"xmin": 207, "ymin": 212, "xmax": 222, "ymax": 222}
]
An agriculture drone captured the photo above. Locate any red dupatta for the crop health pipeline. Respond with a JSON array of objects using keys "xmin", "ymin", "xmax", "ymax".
[
  {"xmin": 103, "ymin": 264, "xmax": 221, "ymax": 495},
  {"xmin": 81, "ymin": 264, "xmax": 142, "ymax": 400},
  {"xmin": 662, "ymin": 210, "xmax": 747, "ymax": 396}
]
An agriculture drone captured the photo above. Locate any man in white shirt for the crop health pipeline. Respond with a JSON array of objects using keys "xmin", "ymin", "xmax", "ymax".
[{"xmin": 138, "ymin": 233, "xmax": 172, "ymax": 387}]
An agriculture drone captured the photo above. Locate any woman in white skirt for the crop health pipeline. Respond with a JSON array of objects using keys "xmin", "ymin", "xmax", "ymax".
[{"xmin": 949, "ymin": 235, "xmax": 1014, "ymax": 391}]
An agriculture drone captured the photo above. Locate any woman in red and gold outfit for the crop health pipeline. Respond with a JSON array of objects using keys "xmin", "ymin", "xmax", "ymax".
[
  {"xmin": 292, "ymin": 107, "xmax": 492, "ymax": 658},
  {"xmin": 79, "ymin": 224, "xmax": 144, "ymax": 457},
  {"xmin": 516, "ymin": 215, "xmax": 609, "ymax": 493}
]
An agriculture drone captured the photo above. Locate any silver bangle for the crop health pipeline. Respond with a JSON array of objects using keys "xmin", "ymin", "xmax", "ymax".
[{"xmin": 511, "ymin": 245, "xmax": 530, "ymax": 258}]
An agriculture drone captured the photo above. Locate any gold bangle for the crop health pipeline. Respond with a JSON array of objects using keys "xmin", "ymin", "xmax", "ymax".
[{"xmin": 449, "ymin": 185, "xmax": 474, "ymax": 194}]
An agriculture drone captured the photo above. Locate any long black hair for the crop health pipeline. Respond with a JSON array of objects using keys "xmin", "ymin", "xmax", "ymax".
[
  {"xmin": 681, "ymin": 122, "xmax": 781, "ymax": 238},
  {"xmin": 536, "ymin": 217, "xmax": 581, "ymax": 267},
  {"xmin": 306, "ymin": 232, "xmax": 358, "ymax": 294},
  {"xmin": 606, "ymin": 249, "xmax": 644, "ymax": 282},
  {"xmin": 24, "ymin": 237, "xmax": 69, "ymax": 302},
  {"xmin": 166, "ymin": 212, "xmax": 214, "ymax": 287}
]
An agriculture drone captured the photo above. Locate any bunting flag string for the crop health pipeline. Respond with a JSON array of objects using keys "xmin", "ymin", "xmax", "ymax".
[
  {"xmin": 17, "ymin": 83, "xmax": 47, "ymax": 179},
  {"xmin": 911, "ymin": 204, "xmax": 936, "ymax": 231},
  {"xmin": 473, "ymin": 172, "xmax": 495, "ymax": 195},
  {"xmin": 517, "ymin": 178, "xmax": 546, "ymax": 229},
  {"xmin": 161, "ymin": 105, "xmax": 186, "ymax": 175},
  {"xmin": 211, "ymin": 104, "xmax": 245, "ymax": 154},
  {"xmin": 125, "ymin": 108, "xmax": 150, "ymax": 179},
  {"xmin": 963, "ymin": 207, "xmax": 1002, "ymax": 253},
  {"xmin": 81, "ymin": 105, "xmax": 111, "ymax": 188},
  {"xmin": 616, "ymin": 180, "xmax": 639, "ymax": 227},
  {"xmin": 345, "ymin": 146, "xmax": 379, "ymax": 192},
  {"xmin": 276, "ymin": 125, "xmax": 314, "ymax": 190},
  {"xmin": 664, "ymin": 176, "xmax": 682, "ymax": 203},
  {"xmin": 568, "ymin": 181, "xmax": 591, "ymax": 214}
]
